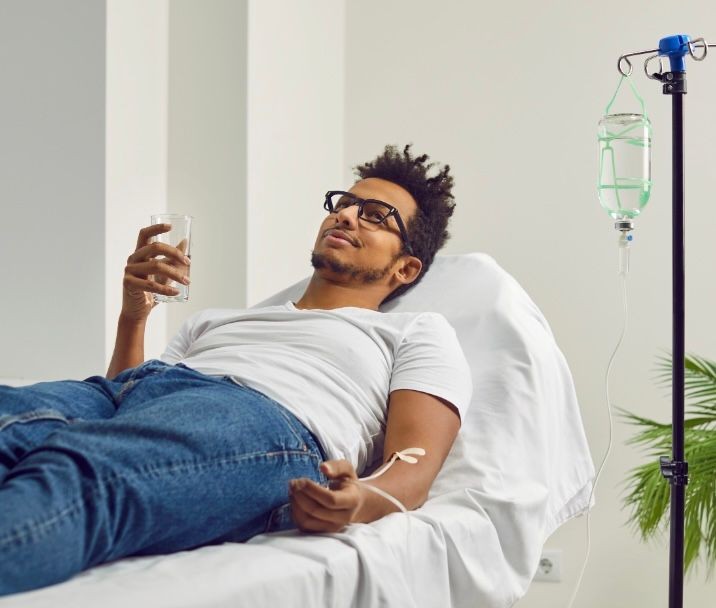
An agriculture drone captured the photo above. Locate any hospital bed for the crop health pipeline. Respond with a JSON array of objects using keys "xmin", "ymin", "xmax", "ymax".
[{"xmin": 0, "ymin": 252, "xmax": 595, "ymax": 608}]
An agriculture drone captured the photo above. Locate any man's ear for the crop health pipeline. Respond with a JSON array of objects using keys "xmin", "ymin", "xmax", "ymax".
[{"xmin": 396, "ymin": 256, "xmax": 422, "ymax": 286}]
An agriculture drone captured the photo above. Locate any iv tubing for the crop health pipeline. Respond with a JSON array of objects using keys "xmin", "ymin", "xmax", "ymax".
[
  {"xmin": 342, "ymin": 447, "xmax": 426, "ymax": 602},
  {"xmin": 566, "ymin": 233, "xmax": 629, "ymax": 607}
]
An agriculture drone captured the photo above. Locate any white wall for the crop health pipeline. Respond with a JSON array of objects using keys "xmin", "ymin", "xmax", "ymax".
[
  {"xmin": 0, "ymin": 0, "xmax": 106, "ymax": 380},
  {"xmin": 246, "ymin": 0, "xmax": 345, "ymax": 307},
  {"xmin": 0, "ymin": 0, "xmax": 171, "ymax": 379},
  {"xmin": 343, "ymin": 1, "xmax": 716, "ymax": 606},
  {"xmin": 163, "ymin": 0, "xmax": 345, "ymax": 329},
  {"xmin": 166, "ymin": 0, "xmax": 249, "ymax": 340},
  {"xmin": 106, "ymin": 0, "xmax": 169, "ymax": 370}
]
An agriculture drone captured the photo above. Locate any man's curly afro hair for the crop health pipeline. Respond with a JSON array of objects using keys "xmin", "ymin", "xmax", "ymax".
[{"xmin": 351, "ymin": 143, "xmax": 456, "ymax": 305}]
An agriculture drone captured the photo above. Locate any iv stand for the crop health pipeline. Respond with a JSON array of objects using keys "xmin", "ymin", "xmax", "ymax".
[{"xmin": 617, "ymin": 35, "xmax": 715, "ymax": 608}]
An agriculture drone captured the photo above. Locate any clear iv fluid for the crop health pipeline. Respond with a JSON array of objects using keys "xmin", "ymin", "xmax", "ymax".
[{"xmin": 597, "ymin": 113, "xmax": 652, "ymax": 220}]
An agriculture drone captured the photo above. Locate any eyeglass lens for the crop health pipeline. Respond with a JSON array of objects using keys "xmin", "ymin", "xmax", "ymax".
[{"xmin": 331, "ymin": 194, "xmax": 392, "ymax": 224}]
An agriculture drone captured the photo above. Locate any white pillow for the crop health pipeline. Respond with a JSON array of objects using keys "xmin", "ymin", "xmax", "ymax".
[{"xmin": 253, "ymin": 252, "xmax": 595, "ymax": 541}]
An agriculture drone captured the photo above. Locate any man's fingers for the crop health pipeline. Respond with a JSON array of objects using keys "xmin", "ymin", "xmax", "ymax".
[
  {"xmin": 291, "ymin": 490, "xmax": 350, "ymax": 533},
  {"xmin": 123, "ymin": 274, "xmax": 180, "ymax": 297},
  {"xmin": 128, "ymin": 242, "xmax": 189, "ymax": 266},
  {"xmin": 136, "ymin": 223, "xmax": 171, "ymax": 250},
  {"xmin": 296, "ymin": 513, "xmax": 346, "ymax": 533},
  {"xmin": 294, "ymin": 479, "xmax": 355, "ymax": 510},
  {"xmin": 127, "ymin": 260, "xmax": 188, "ymax": 285},
  {"xmin": 321, "ymin": 460, "xmax": 357, "ymax": 479},
  {"xmin": 291, "ymin": 489, "xmax": 346, "ymax": 525}
]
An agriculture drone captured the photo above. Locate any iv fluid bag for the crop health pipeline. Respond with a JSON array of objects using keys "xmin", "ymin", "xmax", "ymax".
[{"xmin": 598, "ymin": 113, "xmax": 651, "ymax": 220}]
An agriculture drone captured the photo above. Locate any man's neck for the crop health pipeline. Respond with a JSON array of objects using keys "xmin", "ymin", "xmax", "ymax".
[
  {"xmin": 294, "ymin": 277, "xmax": 383, "ymax": 311},
  {"xmin": 293, "ymin": 297, "xmax": 379, "ymax": 312}
]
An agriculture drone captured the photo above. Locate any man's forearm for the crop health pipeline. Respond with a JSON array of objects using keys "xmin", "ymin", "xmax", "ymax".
[
  {"xmin": 350, "ymin": 462, "xmax": 427, "ymax": 524},
  {"xmin": 106, "ymin": 314, "xmax": 147, "ymax": 380}
]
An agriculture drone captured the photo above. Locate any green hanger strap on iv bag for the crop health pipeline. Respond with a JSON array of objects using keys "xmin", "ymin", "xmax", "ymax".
[
  {"xmin": 597, "ymin": 75, "xmax": 652, "ymax": 221},
  {"xmin": 604, "ymin": 74, "xmax": 649, "ymax": 119}
]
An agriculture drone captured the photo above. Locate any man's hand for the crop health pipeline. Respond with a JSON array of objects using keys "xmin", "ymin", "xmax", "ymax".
[
  {"xmin": 288, "ymin": 460, "xmax": 364, "ymax": 533},
  {"xmin": 122, "ymin": 224, "xmax": 191, "ymax": 322}
]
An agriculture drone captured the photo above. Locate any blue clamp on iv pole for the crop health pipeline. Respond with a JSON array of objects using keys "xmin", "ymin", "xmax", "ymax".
[
  {"xmin": 659, "ymin": 34, "xmax": 691, "ymax": 72},
  {"xmin": 615, "ymin": 33, "xmax": 716, "ymax": 608}
]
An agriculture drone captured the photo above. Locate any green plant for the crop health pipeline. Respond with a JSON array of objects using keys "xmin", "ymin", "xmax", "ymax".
[{"xmin": 616, "ymin": 351, "xmax": 716, "ymax": 580}]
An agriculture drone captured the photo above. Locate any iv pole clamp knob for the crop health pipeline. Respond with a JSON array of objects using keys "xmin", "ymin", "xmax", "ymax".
[
  {"xmin": 659, "ymin": 456, "xmax": 689, "ymax": 487},
  {"xmin": 657, "ymin": 35, "xmax": 690, "ymax": 93}
]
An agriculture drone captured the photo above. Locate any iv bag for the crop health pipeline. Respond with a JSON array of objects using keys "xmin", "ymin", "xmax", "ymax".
[{"xmin": 598, "ymin": 112, "xmax": 652, "ymax": 220}]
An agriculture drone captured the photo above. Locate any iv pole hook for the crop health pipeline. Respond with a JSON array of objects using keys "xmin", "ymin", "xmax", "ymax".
[
  {"xmin": 617, "ymin": 55, "xmax": 633, "ymax": 77},
  {"xmin": 644, "ymin": 54, "xmax": 666, "ymax": 80},
  {"xmin": 687, "ymin": 37, "xmax": 708, "ymax": 61}
]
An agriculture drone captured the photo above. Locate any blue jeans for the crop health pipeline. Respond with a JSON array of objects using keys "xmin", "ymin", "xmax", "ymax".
[{"xmin": 0, "ymin": 359, "xmax": 329, "ymax": 597}]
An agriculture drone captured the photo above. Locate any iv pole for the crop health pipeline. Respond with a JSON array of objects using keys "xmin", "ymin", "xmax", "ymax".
[{"xmin": 616, "ymin": 34, "xmax": 714, "ymax": 608}]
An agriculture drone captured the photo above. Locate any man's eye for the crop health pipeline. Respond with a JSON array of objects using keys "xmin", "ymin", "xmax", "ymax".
[{"xmin": 364, "ymin": 203, "xmax": 387, "ymax": 220}]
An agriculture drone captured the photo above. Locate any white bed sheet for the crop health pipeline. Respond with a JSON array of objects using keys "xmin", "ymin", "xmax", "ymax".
[
  {"xmin": 0, "ymin": 252, "xmax": 595, "ymax": 608},
  {"xmin": 3, "ymin": 494, "xmax": 518, "ymax": 608}
]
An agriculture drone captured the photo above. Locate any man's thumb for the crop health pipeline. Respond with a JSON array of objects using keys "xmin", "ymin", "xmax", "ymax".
[{"xmin": 321, "ymin": 459, "xmax": 355, "ymax": 479}]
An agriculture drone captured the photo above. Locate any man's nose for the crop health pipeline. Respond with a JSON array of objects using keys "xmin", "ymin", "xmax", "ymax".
[{"xmin": 334, "ymin": 203, "xmax": 360, "ymax": 225}]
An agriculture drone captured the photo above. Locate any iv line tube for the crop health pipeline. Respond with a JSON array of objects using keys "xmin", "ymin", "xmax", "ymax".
[
  {"xmin": 566, "ymin": 244, "xmax": 629, "ymax": 608},
  {"xmin": 340, "ymin": 447, "xmax": 426, "ymax": 603}
]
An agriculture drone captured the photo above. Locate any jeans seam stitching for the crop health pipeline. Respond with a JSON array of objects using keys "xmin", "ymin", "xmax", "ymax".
[
  {"xmin": 0, "ymin": 450, "xmax": 314, "ymax": 547},
  {"xmin": 0, "ymin": 486, "xmax": 99, "ymax": 548},
  {"xmin": 0, "ymin": 410, "xmax": 70, "ymax": 431},
  {"xmin": 272, "ymin": 405, "xmax": 309, "ymax": 451},
  {"xmin": 115, "ymin": 380, "xmax": 135, "ymax": 403},
  {"xmin": 99, "ymin": 449, "xmax": 313, "ymax": 482}
]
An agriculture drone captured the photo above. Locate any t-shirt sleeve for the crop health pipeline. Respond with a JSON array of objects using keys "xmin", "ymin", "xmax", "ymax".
[
  {"xmin": 158, "ymin": 310, "xmax": 204, "ymax": 365},
  {"xmin": 389, "ymin": 312, "xmax": 473, "ymax": 424}
]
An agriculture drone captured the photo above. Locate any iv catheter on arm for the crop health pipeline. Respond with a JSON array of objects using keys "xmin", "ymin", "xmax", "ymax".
[{"xmin": 345, "ymin": 447, "xmax": 427, "ymax": 514}]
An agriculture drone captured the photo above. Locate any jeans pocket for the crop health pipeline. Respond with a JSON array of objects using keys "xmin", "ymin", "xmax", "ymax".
[{"xmin": 265, "ymin": 502, "xmax": 295, "ymax": 534}]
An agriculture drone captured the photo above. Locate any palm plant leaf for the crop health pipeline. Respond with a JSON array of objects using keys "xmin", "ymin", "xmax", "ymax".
[{"xmin": 616, "ymin": 351, "xmax": 716, "ymax": 580}]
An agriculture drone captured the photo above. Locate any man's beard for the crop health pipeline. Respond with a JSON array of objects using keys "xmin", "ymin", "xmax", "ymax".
[{"xmin": 310, "ymin": 250, "xmax": 399, "ymax": 284}]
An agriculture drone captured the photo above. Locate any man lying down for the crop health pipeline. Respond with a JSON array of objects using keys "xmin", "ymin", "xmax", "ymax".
[{"xmin": 0, "ymin": 143, "xmax": 472, "ymax": 596}]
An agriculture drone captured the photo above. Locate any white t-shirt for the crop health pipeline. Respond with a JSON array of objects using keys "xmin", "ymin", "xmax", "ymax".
[{"xmin": 159, "ymin": 300, "xmax": 473, "ymax": 474}]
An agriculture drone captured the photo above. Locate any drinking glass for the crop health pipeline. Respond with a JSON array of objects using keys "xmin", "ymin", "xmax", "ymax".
[{"xmin": 149, "ymin": 214, "xmax": 193, "ymax": 303}]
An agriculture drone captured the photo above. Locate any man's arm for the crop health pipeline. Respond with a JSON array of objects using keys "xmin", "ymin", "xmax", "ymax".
[
  {"xmin": 106, "ymin": 314, "xmax": 147, "ymax": 380},
  {"xmin": 351, "ymin": 388, "xmax": 461, "ymax": 524}
]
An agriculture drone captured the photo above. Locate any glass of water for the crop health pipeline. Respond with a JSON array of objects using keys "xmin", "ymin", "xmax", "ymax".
[{"xmin": 149, "ymin": 213, "xmax": 193, "ymax": 303}]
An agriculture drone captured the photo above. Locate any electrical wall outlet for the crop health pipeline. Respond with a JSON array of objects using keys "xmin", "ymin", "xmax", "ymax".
[{"xmin": 533, "ymin": 549, "xmax": 562, "ymax": 582}]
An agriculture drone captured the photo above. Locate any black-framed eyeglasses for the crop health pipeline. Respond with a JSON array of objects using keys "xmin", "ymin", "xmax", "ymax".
[{"xmin": 324, "ymin": 190, "xmax": 414, "ymax": 256}]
